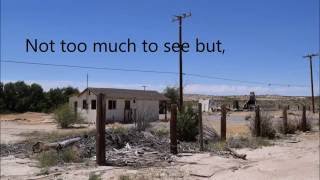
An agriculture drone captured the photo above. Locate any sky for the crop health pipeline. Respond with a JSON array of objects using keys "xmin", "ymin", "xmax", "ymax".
[{"xmin": 1, "ymin": 0, "xmax": 319, "ymax": 96}]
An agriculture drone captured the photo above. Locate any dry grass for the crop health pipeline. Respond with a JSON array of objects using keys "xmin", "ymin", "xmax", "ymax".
[
  {"xmin": 110, "ymin": 123, "xmax": 129, "ymax": 134},
  {"xmin": 21, "ymin": 129, "xmax": 95, "ymax": 143},
  {"xmin": 36, "ymin": 147, "xmax": 82, "ymax": 168},
  {"xmin": 89, "ymin": 172, "xmax": 102, "ymax": 180}
]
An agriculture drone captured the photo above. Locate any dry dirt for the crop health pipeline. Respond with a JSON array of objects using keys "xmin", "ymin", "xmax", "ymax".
[
  {"xmin": 0, "ymin": 112, "xmax": 95, "ymax": 144},
  {"xmin": 0, "ymin": 112, "xmax": 319, "ymax": 179},
  {"xmin": 1, "ymin": 132, "xmax": 318, "ymax": 180}
]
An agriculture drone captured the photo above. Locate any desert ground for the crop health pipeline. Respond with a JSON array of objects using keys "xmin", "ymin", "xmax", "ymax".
[{"xmin": 0, "ymin": 110, "xmax": 319, "ymax": 180}]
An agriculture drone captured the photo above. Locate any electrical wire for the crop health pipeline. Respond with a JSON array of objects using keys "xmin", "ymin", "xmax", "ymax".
[{"xmin": 1, "ymin": 59, "xmax": 310, "ymax": 88}]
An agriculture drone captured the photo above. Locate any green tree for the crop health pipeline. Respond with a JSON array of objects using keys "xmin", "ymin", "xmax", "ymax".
[
  {"xmin": 1, "ymin": 81, "xmax": 79, "ymax": 113},
  {"xmin": 163, "ymin": 86, "xmax": 179, "ymax": 105},
  {"xmin": 177, "ymin": 107, "xmax": 199, "ymax": 141},
  {"xmin": 29, "ymin": 83, "xmax": 46, "ymax": 112},
  {"xmin": 3, "ymin": 81, "xmax": 31, "ymax": 112},
  {"xmin": 0, "ymin": 82, "xmax": 6, "ymax": 113}
]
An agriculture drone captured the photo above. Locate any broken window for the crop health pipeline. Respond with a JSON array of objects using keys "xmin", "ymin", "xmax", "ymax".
[
  {"xmin": 83, "ymin": 100, "xmax": 88, "ymax": 109},
  {"xmin": 91, "ymin": 100, "xmax": 96, "ymax": 110},
  {"xmin": 108, "ymin": 100, "xmax": 116, "ymax": 110}
]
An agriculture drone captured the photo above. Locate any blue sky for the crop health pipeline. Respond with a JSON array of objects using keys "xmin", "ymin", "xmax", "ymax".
[{"xmin": 1, "ymin": 0, "xmax": 319, "ymax": 95}]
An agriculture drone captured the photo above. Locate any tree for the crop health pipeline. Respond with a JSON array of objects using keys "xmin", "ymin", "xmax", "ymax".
[
  {"xmin": 163, "ymin": 86, "xmax": 179, "ymax": 105},
  {"xmin": 177, "ymin": 107, "xmax": 199, "ymax": 141},
  {"xmin": 0, "ymin": 82, "xmax": 5, "ymax": 113},
  {"xmin": 29, "ymin": 83, "xmax": 46, "ymax": 112},
  {"xmin": 1, "ymin": 81, "xmax": 79, "ymax": 113}
]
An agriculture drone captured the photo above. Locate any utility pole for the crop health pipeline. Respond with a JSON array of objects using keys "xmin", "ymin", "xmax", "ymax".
[
  {"xmin": 86, "ymin": 73, "xmax": 89, "ymax": 89},
  {"xmin": 303, "ymin": 53, "xmax": 319, "ymax": 113},
  {"xmin": 141, "ymin": 85, "xmax": 147, "ymax": 91},
  {"xmin": 172, "ymin": 12, "xmax": 191, "ymax": 111}
]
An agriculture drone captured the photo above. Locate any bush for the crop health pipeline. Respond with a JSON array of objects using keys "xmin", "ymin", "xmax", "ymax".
[
  {"xmin": 37, "ymin": 150, "xmax": 59, "ymax": 167},
  {"xmin": 278, "ymin": 116, "xmax": 299, "ymax": 134},
  {"xmin": 250, "ymin": 112, "xmax": 276, "ymax": 139},
  {"xmin": 227, "ymin": 136, "xmax": 271, "ymax": 149},
  {"xmin": 54, "ymin": 104, "xmax": 83, "ymax": 128},
  {"xmin": 36, "ymin": 148, "xmax": 81, "ymax": 167},
  {"xmin": 110, "ymin": 123, "xmax": 128, "ymax": 134},
  {"xmin": 89, "ymin": 173, "xmax": 102, "ymax": 180},
  {"xmin": 151, "ymin": 127, "xmax": 169, "ymax": 137},
  {"xmin": 60, "ymin": 147, "xmax": 81, "ymax": 163},
  {"xmin": 177, "ymin": 107, "xmax": 199, "ymax": 141}
]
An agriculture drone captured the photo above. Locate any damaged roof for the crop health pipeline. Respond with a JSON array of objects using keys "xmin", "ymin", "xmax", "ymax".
[{"xmin": 79, "ymin": 87, "xmax": 169, "ymax": 101}]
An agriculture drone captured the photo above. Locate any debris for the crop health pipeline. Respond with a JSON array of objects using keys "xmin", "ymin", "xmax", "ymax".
[
  {"xmin": 32, "ymin": 137, "xmax": 82, "ymax": 153},
  {"xmin": 224, "ymin": 147, "xmax": 247, "ymax": 160},
  {"xmin": 105, "ymin": 143, "xmax": 175, "ymax": 167}
]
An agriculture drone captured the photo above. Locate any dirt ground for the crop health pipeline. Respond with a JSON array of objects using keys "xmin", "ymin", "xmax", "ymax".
[
  {"xmin": 0, "ymin": 111, "xmax": 319, "ymax": 179},
  {"xmin": 0, "ymin": 112, "xmax": 95, "ymax": 144}
]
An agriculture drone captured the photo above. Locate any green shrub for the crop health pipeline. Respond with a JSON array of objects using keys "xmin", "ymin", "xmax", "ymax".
[
  {"xmin": 89, "ymin": 172, "xmax": 102, "ymax": 180},
  {"xmin": 119, "ymin": 175, "xmax": 130, "ymax": 180},
  {"xmin": 54, "ymin": 104, "xmax": 84, "ymax": 128},
  {"xmin": 60, "ymin": 147, "xmax": 81, "ymax": 163},
  {"xmin": 36, "ymin": 148, "xmax": 81, "ymax": 167},
  {"xmin": 37, "ymin": 150, "xmax": 59, "ymax": 167},
  {"xmin": 177, "ymin": 107, "xmax": 199, "ymax": 141},
  {"xmin": 152, "ymin": 127, "xmax": 169, "ymax": 137}
]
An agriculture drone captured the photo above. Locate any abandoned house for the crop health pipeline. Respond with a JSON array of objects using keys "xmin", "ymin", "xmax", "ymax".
[
  {"xmin": 199, "ymin": 98, "xmax": 215, "ymax": 112},
  {"xmin": 69, "ymin": 87, "xmax": 168, "ymax": 123}
]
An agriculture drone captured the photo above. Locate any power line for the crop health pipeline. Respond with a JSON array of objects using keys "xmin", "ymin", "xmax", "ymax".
[{"xmin": 1, "ymin": 59, "xmax": 310, "ymax": 88}]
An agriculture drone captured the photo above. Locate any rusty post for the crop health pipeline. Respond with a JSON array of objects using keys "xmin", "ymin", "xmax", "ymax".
[
  {"xmin": 96, "ymin": 93, "xmax": 106, "ymax": 165},
  {"xmin": 221, "ymin": 105, "xmax": 227, "ymax": 141},
  {"xmin": 198, "ymin": 103, "xmax": 204, "ymax": 151},
  {"xmin": 254, "ymin": 105, "xmax": 261, "ymax": 136},
  {"xmin": 283, "ymin": 107, "xmax": 288, "ymax": 134},
  {"xmin": 301, "ymin": 105, "xmax": 307, "ymax": 132},
  {"xmin": 170, "ymin": 104, "xmax": 178, "ymax": 154}
]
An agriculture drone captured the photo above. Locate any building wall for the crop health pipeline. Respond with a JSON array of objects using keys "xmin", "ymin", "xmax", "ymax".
[
  {"xmin": 199, "ymin": 99, "xmax": 210, "ymax": 112},
  {"xmin": 69, "ymin": 92, "xmax": 160, "ymax": 123},
  {"xmin": 135, "ymin": 100, "xmax": 159, "ymax": 122}
]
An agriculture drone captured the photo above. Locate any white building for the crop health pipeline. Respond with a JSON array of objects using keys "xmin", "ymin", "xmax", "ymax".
[
  {"xmin": 69, "ymin": 87, "xmax": 168, "ymax": 123},
  {"xmin": 199, "ymin": 99, "xmax": 215, "ymax": 112}
]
